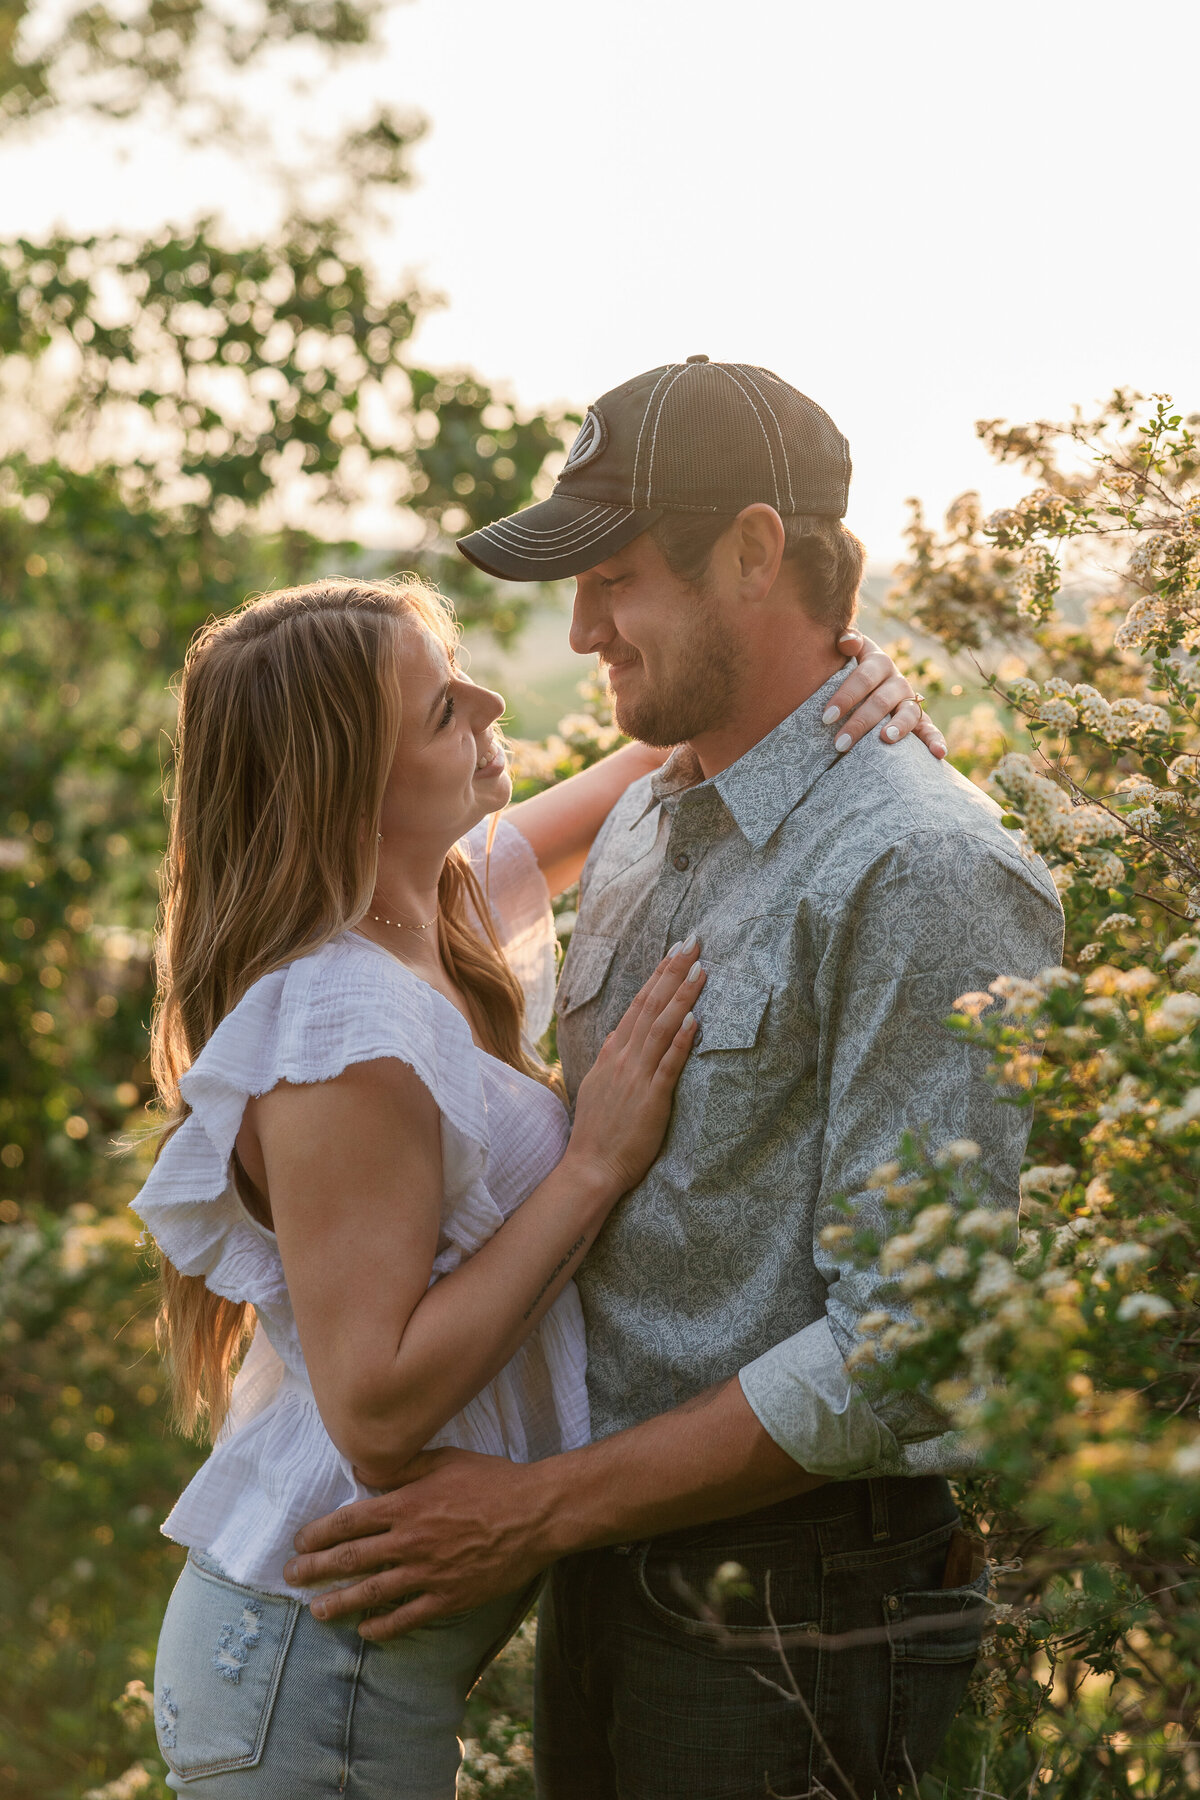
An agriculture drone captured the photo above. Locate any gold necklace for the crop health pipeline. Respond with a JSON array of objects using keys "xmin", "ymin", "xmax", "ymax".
[{"xmin": 369, "ymin": 907, "xmax": 439, "ymax": 934}]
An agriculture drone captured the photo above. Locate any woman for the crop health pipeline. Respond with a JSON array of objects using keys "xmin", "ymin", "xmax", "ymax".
[{"xmin": 132, "ymin": 575, "xmax": 937, "ymax": 1796}]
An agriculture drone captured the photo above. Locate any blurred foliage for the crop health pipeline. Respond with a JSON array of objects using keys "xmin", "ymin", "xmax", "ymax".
[
  {"xmin": 1, "ymin": 0, "xmax": 385, "ymax": 135},
  {"xmin": 829, "ymin": 392, "xmax": 1200, "ymax": 1795},
  {"xmin": 0, "ymin": 3, "xmax": 569, "ymax": 1791}
]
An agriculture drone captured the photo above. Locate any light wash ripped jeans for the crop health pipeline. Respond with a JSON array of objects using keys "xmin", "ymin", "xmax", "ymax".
[{"xmin": 153, "ymin": 1552, "xmax": 535, "ymax": 1797}]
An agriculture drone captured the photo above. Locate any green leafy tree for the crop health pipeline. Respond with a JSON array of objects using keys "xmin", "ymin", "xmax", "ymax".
[{"xmin": 0, "ymin": 6, "xmax": 570, "ymax": 1792}]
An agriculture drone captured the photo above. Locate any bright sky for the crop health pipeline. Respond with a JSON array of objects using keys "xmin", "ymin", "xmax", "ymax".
[{"xmin": 5, "ymin": 0, "xmax": 1198, "ymax": 560}]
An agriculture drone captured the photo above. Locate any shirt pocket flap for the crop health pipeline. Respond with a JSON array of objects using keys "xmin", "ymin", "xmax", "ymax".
[
  {"xmin": 696, "ymin": 979, "xmax": 772, "ymax": 1053},
  {"xmin": 556, "ymin": 932, "xmax": 618, "ymax": 1016}
]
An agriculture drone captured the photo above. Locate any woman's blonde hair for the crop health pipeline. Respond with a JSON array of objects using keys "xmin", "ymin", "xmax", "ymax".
[{"xmin": 151, "ymin": 575, "xmax": 548, "ymax": 1438}]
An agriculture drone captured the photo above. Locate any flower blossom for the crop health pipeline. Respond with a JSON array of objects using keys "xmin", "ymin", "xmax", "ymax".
[
  {"xmin": 1148, "ymin": 992, "xmax": 1200, "ymax": 1039},
  {"xmin": 1115, "ymin": 1293, "xmax": 1174, "ymax": 1323},
  {"xmin": 1158, "ymin": 1087, "xmax": 1200, "ymax": 1136}
]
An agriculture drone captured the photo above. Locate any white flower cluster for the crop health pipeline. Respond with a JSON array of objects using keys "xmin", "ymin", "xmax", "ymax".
[
  {"xmin": 505, "ymin": 739, "xmax": 562, "ymax": 783},
  {"xmin": 459, "ymin": 1717, "xmax": 534, "ymax": 1797},
  {"xmin": 554, "ymin": 713, "xmax": 623, "ymax": 753},
  {"xmin": 1016, "ymin": 545, "xmax": 1061, "ymax": 620},
  {"xmin": 989, "ymin": 755, "xmax": 1126, "ymax": 876},
  {"xmin": 1161, "ymin": 937, "xmax": 1200, "ymax": 986},
  {"xmin": 1115, "ymin": 1292, "xmax": 1174, "ymax": 1323},
  {"xmin": 1159, "ymin": 1086, "xmax": 1200, "ymax": 1136},
  {"xmin": 1003, "ymin": 675, "xmax": 1174, "ymax": 749},
  {"xmin": 1021, "ymin": 1164, "xmax": 1077, "ymax": 1197},
  {"xmin": 1114, "ymin": 574, "xmax": 1200, "ymax": 652},
  {"xmin": 1148, "ymin": 991, "xmax": 1200, "ymax": 1040}
]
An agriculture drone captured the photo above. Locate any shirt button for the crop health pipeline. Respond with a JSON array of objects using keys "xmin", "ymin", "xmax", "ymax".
[{"xmin": 673, "ymin": 852, "xmax": 690, "ymax": 871}]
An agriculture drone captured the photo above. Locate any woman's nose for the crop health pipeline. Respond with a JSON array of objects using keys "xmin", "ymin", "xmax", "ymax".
[{"xmin": 477, "ymin": 684, "xmax": 505, "ymax": 727}]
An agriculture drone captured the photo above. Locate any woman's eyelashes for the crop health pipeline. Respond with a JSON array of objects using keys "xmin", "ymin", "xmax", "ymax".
[{"xmin": 438, "ymin": 690, "xmax": 456, "ymax": 728}]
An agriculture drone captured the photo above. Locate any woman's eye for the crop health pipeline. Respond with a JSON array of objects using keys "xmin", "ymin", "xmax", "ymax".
[{"xmin": 439, "ymin": 692, "xmax": 456, "ymax": 728}]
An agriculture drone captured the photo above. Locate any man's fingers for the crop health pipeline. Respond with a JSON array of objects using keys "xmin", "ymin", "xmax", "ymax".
[
  {"xmin": 357, "ymin": 1592, "xmax": 447, "ymax": 1642},
  {"xmin": 308, "ymin": 1562, "xmax": 421, "ymax": 1623},
  {"xmin": 291, "ymin": 1496, "xmax": 396, "ymax": 1558}
]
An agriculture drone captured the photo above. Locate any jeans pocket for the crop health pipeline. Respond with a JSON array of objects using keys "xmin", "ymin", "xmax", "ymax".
[
  {"xmin": 635, "ymin": 1529, "xmax": 821, "ymax": 1649},
  {"xmin": 154, "ymin": 1557, "xmax": 301, "ymax": 1780},
  {"xmin": 882, "ymin": 1577, "xmax": 989, "ymax": 1786}
]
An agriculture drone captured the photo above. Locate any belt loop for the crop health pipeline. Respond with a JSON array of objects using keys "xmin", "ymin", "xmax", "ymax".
[{"xmin": 868, "ymin": 1477, "xmax": 890, "ymax": 1543}]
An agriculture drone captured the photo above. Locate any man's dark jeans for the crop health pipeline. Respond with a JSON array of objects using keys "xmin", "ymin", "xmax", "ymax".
[{"xmin": 534, "ymin": 1474, "xmax": 987, "ymax": 1800}]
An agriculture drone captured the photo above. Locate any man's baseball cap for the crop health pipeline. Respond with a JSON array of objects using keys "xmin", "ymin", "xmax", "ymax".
[{"xmin": 456, "ymin": 356, "xmax": 851, "ymax": 583}]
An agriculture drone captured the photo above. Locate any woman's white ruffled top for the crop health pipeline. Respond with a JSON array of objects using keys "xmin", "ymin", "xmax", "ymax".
[{"xmin": 131, "ymin": 819, "xmax": 586, "ymax": 1598}]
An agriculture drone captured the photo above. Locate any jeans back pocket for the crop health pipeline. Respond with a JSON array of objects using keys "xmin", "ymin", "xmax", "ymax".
[
  {"xmin": 882, "ymin": 1575, "xmax": 989, "ymax": 1784},
  {"xmin": 154, "ymin": 1556, "xmax": 300, "ymax": 1780}
]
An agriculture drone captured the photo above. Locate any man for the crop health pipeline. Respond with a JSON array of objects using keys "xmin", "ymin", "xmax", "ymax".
[{"xmin": 285, "ymin": 360, "xmax": 1064, "ymax": 1796}]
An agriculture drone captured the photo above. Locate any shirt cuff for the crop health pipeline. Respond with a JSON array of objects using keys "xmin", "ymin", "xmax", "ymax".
[{"xmin": 738, "ymin": 1316, "xmax": 900, "ymax": 1479}]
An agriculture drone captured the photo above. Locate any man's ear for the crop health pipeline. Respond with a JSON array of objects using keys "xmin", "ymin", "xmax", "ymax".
[{"xmin": 732, "ymin": 504, "xmax": 785, "ymax": 599}]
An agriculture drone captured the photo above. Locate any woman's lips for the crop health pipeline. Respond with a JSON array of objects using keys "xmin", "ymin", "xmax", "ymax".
[{"xmin": 474, "ymin": 742, "xmax": 507, "ymax": 779}]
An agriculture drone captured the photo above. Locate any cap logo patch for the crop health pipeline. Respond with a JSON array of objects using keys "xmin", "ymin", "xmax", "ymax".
[{"xmin": 563, "ymin": 406, "xmax": 607, "ymax": 473}]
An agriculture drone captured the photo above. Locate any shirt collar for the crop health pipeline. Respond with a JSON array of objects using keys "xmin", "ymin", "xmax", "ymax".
[{"xmin": 636, "ymin": 660, "xmax": 856, "ymax": 852}]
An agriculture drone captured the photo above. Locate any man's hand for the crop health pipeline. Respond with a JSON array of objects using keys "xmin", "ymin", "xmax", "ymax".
[{"xmin": 283, "ymin": 1448, "xmax": 552, "ymax": 1640}]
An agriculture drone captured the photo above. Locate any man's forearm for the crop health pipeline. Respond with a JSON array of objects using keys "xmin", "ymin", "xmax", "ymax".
[
  {"xmin": 287, "ymin": 1373, "xmax": 827, "ymax": 1634},
  {"xmin": 533, "ymin": 1374, "xmax": 827, "ymax": 1559}
]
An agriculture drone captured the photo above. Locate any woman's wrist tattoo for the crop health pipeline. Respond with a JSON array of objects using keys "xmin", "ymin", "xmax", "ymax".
[{"xmin": 523, "ymin": 1233, "xmax": 587, "ymax": 1321}]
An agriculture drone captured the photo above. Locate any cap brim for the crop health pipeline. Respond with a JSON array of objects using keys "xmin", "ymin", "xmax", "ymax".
[{"xmin": 457, "ymin": 494, "xmax": 660, "ymax": 582}]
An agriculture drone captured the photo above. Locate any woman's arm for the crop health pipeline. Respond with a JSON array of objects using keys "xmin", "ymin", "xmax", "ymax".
[
  {"xmin": 506, "ymin": 740, "xmax": 667, "ymax": 898},
  {"xmin": 251, "ymin": 948, "xmax": 702, "ymax": 1487},
  {"xmin": 506, "ymin": 628, "xmax": 946, "ymax": 897}
]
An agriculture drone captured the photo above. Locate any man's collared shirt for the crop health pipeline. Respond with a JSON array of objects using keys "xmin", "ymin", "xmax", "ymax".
[{"xmin": 556, "ymin": 663, "xmax": 1064, "ymax": 1478}]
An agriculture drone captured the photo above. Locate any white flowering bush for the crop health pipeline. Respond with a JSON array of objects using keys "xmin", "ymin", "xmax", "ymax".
[{"xmin": 852, "ymin": 393, "xmax": 1200, "ymax": 1794}]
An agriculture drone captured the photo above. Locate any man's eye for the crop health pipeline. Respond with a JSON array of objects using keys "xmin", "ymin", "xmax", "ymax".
[{"xmin": 599, "ymin": 574, "xmax": 629, "ymax": 591}]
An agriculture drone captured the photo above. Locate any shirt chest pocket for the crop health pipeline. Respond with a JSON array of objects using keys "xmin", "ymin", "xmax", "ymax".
[
  {"xmin": 556, "ymin": 932, "xmax": 619, "ymax": 1017},
  {"xmin": 692, "ymin": 976, "xmax": 773, "ymax": 1148}
]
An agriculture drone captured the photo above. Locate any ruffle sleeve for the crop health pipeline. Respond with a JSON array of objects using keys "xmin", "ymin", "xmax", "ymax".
[
  {"xmin": 461, "ymin": 816, "xmax": 557, "ymax": 1042},
  {"xmin": 129, "ymin": 936, "xmax": 496, "ymax": 1323}
]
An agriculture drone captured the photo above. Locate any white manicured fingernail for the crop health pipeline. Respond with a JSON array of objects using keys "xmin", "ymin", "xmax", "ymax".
[
  {"xmin": 686, "ymin": 962, "xmax": 704, "ymax": 983},
  {"xmin": 682, "ymin": 1011, "xmax": 695, "ymax": 1030},
  {"xmin": 679, "ymin": 932, "xmax": 698, "ymax": 954},
  {"xmin": 884, "ymin": 725, "xmax": 900, "ymax": 741},
  {"xmin": 834, "ymin": 732, "xmax": 852, "ymax": 753},
  {"xmin": 667, "ymin": 940, "xmax": 683, "ymax": 957},
  {"xmin": 822, "ymin": 705, "xmax": 840, "ymax": 725}
]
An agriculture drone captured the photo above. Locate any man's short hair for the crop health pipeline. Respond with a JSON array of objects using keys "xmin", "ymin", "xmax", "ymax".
[{"xmin": 650, "ymin": 511, "xmax": 865, "ymax": 634}]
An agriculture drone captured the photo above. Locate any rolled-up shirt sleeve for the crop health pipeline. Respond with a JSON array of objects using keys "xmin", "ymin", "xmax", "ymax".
[{"xmin": 738, "ymin": 828, "xmax": 1064, "ymax": 1474}]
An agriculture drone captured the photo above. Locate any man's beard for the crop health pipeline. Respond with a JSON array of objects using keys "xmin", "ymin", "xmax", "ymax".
[{"xmin": 604, "ymin": 591, "xmax": 745, "ymax": 747}]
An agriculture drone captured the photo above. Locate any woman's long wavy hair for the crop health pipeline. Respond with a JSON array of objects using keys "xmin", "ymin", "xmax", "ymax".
[{"xmin": 152, "ymin": 576, "xmax": 549, "ymax": 1439}]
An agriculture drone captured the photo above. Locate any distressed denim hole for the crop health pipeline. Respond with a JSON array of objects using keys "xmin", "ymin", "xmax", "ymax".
[
  {"xmin": 213, "ymin": 1600, "xmax": 264, "ymax": 1684},
  {"xmin": 157, "ymin": 1684, "xmax": 178, "ymax": 1750}
]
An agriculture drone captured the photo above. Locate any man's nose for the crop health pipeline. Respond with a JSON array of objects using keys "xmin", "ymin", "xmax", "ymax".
[{"xmin": 569, "ymin": 582, "xmax": 609, "ymax": 656}]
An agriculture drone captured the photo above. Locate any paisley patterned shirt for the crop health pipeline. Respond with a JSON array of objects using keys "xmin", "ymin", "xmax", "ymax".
[{"xmin": 557, "ymin": 663, "xmax": 1064, "ymax": 1478}]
